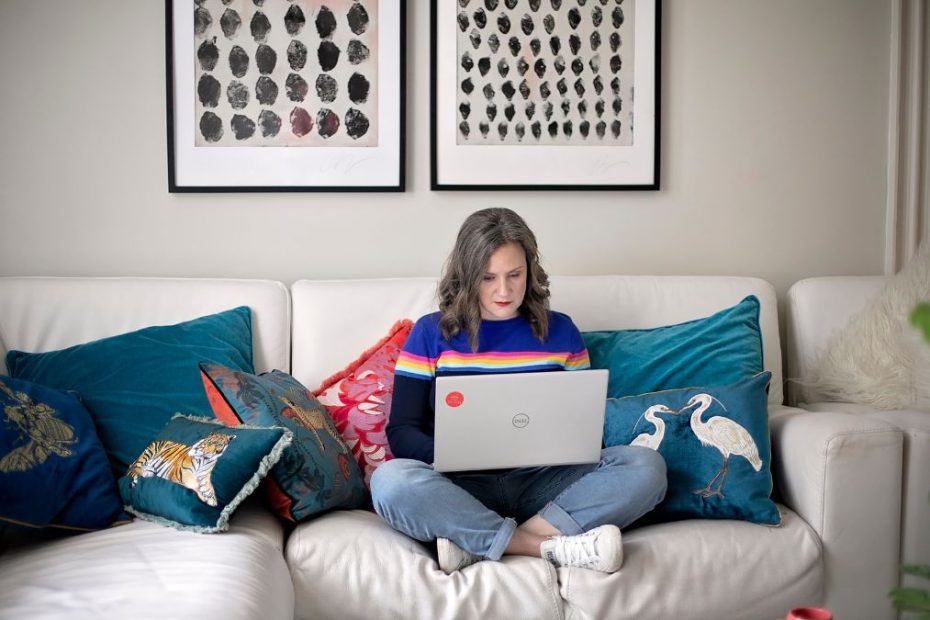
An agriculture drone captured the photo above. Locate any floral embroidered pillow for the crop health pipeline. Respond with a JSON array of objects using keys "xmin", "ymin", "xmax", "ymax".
[{"xmin": 313, "ymin": 319, "xmax": 413, "ymax": 486}]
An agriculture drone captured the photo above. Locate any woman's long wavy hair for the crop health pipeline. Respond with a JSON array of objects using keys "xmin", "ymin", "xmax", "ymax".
[{"xmin": 438, "ymin": 208, "xmax": 551, "ymax": 351}]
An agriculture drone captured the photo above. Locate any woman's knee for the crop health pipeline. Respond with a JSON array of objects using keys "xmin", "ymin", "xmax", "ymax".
[
  {"xmin": 369, "ymin": 458, "xmax": 431, "ymax": 511},
  {"xmin": 603, "ymin": 445, "xmax": 667, "ymax": 489}
]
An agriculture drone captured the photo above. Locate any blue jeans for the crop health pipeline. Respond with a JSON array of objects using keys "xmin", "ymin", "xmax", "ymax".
[{"xmin": 370, "ymin": 445, "xmax": 667, "ymax": 560}]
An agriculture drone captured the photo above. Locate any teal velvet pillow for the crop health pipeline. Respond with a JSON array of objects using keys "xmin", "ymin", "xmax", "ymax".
[
  {"xmin": 1, "ymin": 376, "xmax": 131, "ymax": 532},
  {"xmin": 5, "ymin": 307, "xmax": 254, "ymax": 476},
  {"xmin": 603, "ymin": 372, "xmax": 780, "ymax": 525},
  {"xmin": 199, "ymin": 364, "xmax": 367, "ymax": 522},
  {"xmin": 583, "ymin": 296, "xmax": 764, "ymax": 398},
  {"xmin": 118, "ymin": 414, "xmax": 291, "ymax": 533}
]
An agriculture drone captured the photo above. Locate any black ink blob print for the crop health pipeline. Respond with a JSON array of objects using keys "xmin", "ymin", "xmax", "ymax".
[
  {"xmin": 574, "ymin": 78, "xmax": 585, "ymax": 96},
  {"xmin": 611, "ymin": 120, "xmax": 621, "ymax": 138},
  {"xmin": 253, "ymin": 0, "xmax": 265, "ymax": 6},
  {"xmin": 589, "ymin": 54, "xmax": 600, "ymax": 72},
  {"xmin": 553, "ymin": 56, "xmax": 565, "ymax": 75},
  {"xmin": 486, "ymin": 103, "xmax": 497, "ymax": 121},
  {"xmin": 531, "ymin": 121, "xmax": 542, "ymax": 139},
  {"xmin": 221, "ymin": 8, "xmax": 241, "ymax": 38},
  {"xmin": 194, "ymin": 7, "xmax": 212, "ymax": 37},
  {"xmin": 483, "ymin": 83, "xmax": 495, "ymax": 100},
  {"xmin": 315, "ymin": 74, "xmax": 338, "ymax": 102},
  {"xmin": 497, "ymin": 13, "xmax": 511, "ymax": 34},
  {"xmin": 497, "ymin": 122, "xmax": 508, "ymax": 140},
  {"xmin": 547, "ymin": 121, "xmax": 558, "ymax": 137},
  {"xmin": 515, "ymin": 122, "xmax": 525, "ymax": 141},
  {"xmin": 590, "ymin": 31, "xmax": 601, "ymax": 51},
  {"xmin": 533, "ymin": 58, "xmax": 546, "ymax": 78},
  {"xmin": 461, "ymin": 52, "xmax": 474, "ymax": 72},
  {"xmin": 521, "ymin": 14, "xmax": 534, "ymax": 35},
  {"xmin": 549, "ymin": 36, "xmax": 560, "ymax": 55},
  {"xmin": 231, "ymin": 114, "xmax": 255, "ymax": 140},
  {"xmin": 198, "ymin": 74, "xmax": 221, "ymax": 107},
  {"xmin": 478, "ymin": 57, "xmax": 491, "ymax": 76},
  {"xmin": 316, "ymin": 108, "xmax": 340, "ymax": 138},
  {"xmin": 610, "ymin": 32, "xmax": 620, "ymax": 52},
  {"xmin": 459, "ymin": 121, "xmax": 471, "ymax": 139},
  {"xmin": 550, "ymin": 0, "xmax": 562, "ymax": 9},
  {"xmin": 529, "ymin": 38, "xmax": 541, "ymax": 56},
  {"xmin": 255, "ymin": 76, "xmax": 278, "ymax": 105},
  {"xmin": 317, "ymin": 41, "xmax": 341, "ymax": 71},
  {"xmin": 595, "ymin": 120, "xmax": 606, "ymax": 138},
  {"xmin": 577, "ymin": 99, "xmax": 588, "ymax": 116},
  {"xmin": 347, "ymin": 40, "xmax": 370, "ymax": 64},
  {"xmin": 347, "ymin": 3, "xmax": 370, "ymax": 35},
  {"xmin": 504, "ymin": 103, "xmax": 515, "ymax": 121},
  {"xmin": 501, "ymin": 80, "xmax": 515, "ymax": 100},
  {"xmin": 250, "ymin": 11, "xmax": 271, "ymax": 42},
  {"xmin": 461, "ymin": 77, "xmax": 475, "ymax": 95},
  {"xmin": 562, "ymin": 120, "xmax": 573, "ymax": 138},
  {"xmin": 567, "ymin": 8, "xmax": 581, "ymax": 29},
  {"xmin": 610, "ymin": 55, "xmax": 621, "ymax": 73},
  {"xmin": 197, "ymin": 39, "xmax": 219, "ymax": 71},
  {"xmin": 258, "ymin": 109, "xmax": 281, "ymax": 137},
  {"xmin": 498, "ymin": 58, "xmax": 510, "ymax": 78},
  {"xmin": 505, "ymin": 0, "xmax": 518, "ymax": 9},
  {"xmin": 345, "ymin": 108, "xmax": 370, "ymax": 139},
  {"xmin": 529, "ymin": 0, "xmax": 541, "ymax": 11},
  {"xmin": 579, "ymin": 120, "xmax": 590, "ymax": 138},
  {"xmin": 460, "ymin": 102, "xmax": 471, "ymax": 119},
  {"xmin": 519, "ymin": 79, "xmax": 530, "ymax": 99},
  {"xmin": 199, "ymin": 111, "xmax": 223, "ymax": 141},
  {"xmin": 348, "ymin": 72, "xmax": 370, "ymax": 104},
  {"xmin": 561, "ymin": 99, "xmax": 571, "ymax": 117},
  {"xmin": 256, "ymin": 44, "xmax": 277, "ymax": 74},
  {"xmin": 517, "ymin": 57, "xmax": 529, "ymax": 75},
  {"xmin": 227, "ymin": 78, "xmax": 250, "ymax": 108},
  {"xmin": 508, "ymin": 36, "xmax": 521, "ymax": 56},
  {"xmin": 612, "ymin": 6, "xmax": 623, "ymax": 28},
  {"xmin": 571, "ymin": 58, "xmax": 583, "ymax": 76},
  {"xmin": 485, "ymin": 0, "xmax": 498, "ymax": 9},
  {"xmin": 593, "ymin": 76, "xmax": 604, "ymax": 95},
  {"xmin": 543, "ymin": 14, "xmax": 555, "ymax": 34},
  {"xmin": 525, "ymin": 101, "xmax": 536, "ymax": 119},
  {"xmin": 473, "ymin": 8, "xmax": 487, "ymax": 28},
  {"xmin": 470, "ymin": 29, "xmax": 482, "ymax": 49},
  {"xmin": 458, "ymin": 12, "xmax": 470, "ymax": 32},
  {"xmin": 288, "ymin": 39, "xmax": 308, "ymax": 71},
  {"xmin": 290, "ymin": 107, "xmax": 313, "ymax": 137},
  {"xmin": 595, "ymin": 98, "xmax": 605, "ymax": 117},
  {"xmin": 543, "ymin": 101, "xmax": 553, "ymax": 120},
  {"xmin": 569, "ymin": 34, "xmax": 581, "ymax": 55},
  {"xmin": 488, "ymin": 34, "xmax": 500, "ymax": 53},
  {"xmin": 539, "ymin": 81, "xmax": 551, "ymax": 99},
  {"xmin": 314, "ymin": 6, "xmax": 335, "ymax": 38},
  {"xmin": 229, "ymin": 45, "xmax": 249, "ymax": 78},
  {"xmin": 285, "ymin": 73, "xmax": 309, "ymax": 102},
  {"xmin": 610, "ymin": 76, "xmax": 620, "ymax": 93},
  {"xmin": 612, "ymin": 97, "xmax": 622, "ymax": 115},
  {"xmin": 479, "ymin": 121, "xmax": 490, "ymax": 137}
]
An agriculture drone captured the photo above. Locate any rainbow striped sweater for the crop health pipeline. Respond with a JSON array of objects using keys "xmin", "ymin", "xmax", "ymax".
[{"xmin": 387, "ymin": 311, "xmax": 590, "ymax": 463}]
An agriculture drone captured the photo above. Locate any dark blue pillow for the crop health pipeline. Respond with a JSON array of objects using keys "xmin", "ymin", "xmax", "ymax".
[
  {"xmin": 5, "ymin": 307, "xmax": 254, "ymax": 476},
  {"xmin": 0, "ymin": 376, "xmax": 130, "ymax": 531},
  {"xmin": 119, "ymin": 414, "xmax": 291, "ymax": 533},
  {"xmin": 583, "ymin": 295, "xmax": 764, "ymax": 398},
  {"xmin": 603, "ymin": 372, "xmax": 780, "ymax": 525}
]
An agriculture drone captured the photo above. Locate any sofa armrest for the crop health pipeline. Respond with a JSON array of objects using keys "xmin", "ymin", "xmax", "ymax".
[{"xmin": 769, "ymin": 405, "xmax": 903, "ymax": 619}]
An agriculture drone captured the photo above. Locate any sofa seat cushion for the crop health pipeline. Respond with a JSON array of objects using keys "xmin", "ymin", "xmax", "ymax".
[
  {"xmin": 558, "ymin": 506, "xmax": 822, "ymax": 620},
  {"xmin": 286, "ymin": 509, "xmax": 565, "ymax": 620},
  {"xmin": 0, "ymin": 500, "xmax": 293, "ymax": 619}
]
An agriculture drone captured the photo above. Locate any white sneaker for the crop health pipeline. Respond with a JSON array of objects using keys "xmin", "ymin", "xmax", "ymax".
[
  {"xmin": 539, "ymin": 525, "xmax": 623, "ymax": 573},
  {"xmin": 436, "ymin": 537, "xmax": 482, "ymax": 574}
]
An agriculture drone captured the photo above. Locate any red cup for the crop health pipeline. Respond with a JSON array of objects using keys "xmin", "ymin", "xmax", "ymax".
[{"xmin": 786, "ymin": 608, "xmax": 832, "ymax": 620}]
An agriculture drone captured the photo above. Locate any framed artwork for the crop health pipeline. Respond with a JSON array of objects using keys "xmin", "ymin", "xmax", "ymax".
[
  {"xmin": 167, "ymin": 0, "xmax": 405, "ymax": 192},
  {"xmin": 431, "ymin": 0, "xmax": 660, "ymax": 191}
]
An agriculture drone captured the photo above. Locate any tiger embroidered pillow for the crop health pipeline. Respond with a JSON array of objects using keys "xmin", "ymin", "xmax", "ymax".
[{"xmin": 119, "ymin": 414, "xmax": 292, "ymax": 533}]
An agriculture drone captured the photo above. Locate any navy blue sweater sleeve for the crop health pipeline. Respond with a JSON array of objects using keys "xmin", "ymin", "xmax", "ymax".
[{"xmin": 387, "ymin": 375, "xmax": 435, "ymax": 463}]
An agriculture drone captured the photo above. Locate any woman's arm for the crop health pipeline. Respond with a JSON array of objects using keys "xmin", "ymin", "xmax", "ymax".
[{"xmin": 386, "ymin": 374, "xmax": 435, "ymax": 463}]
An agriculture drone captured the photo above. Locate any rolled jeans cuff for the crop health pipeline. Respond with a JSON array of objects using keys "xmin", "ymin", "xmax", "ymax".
[
  {"xmin": 539, "ymin": 501, "xmax": 583, "ymax": 536},
  {"xmin": 485, "ymin": 517, "xmax": 518, "ymax": 561}
]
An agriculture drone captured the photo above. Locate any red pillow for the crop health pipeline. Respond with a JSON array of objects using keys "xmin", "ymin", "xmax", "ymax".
[{"xmin": 313, "ymin": 319, "xmax": 413, "ymax": 487}]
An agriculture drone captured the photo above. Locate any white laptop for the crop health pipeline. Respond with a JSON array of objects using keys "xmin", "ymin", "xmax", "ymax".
[{"xmin": 433, "ymin": 369, "xmax": 609, "ymax": 472}]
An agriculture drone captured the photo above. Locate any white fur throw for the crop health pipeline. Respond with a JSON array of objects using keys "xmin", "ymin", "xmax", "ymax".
[{"xmin": 811, "ymin": 242, "xmax": 930, "ymax": 410}]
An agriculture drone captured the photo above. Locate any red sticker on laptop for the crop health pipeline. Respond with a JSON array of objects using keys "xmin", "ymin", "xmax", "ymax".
[{"xmin": 445, "ymin": 391, "xmax": 464, "ymax": 408}]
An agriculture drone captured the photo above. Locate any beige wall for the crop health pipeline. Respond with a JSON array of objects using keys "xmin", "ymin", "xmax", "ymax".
[{"xmin": 0, "ymin": 1, "xmax": 890, "ymax": 295}]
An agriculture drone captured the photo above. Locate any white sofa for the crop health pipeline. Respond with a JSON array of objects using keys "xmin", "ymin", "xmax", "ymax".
[
  {"xmin": 786, "ymin": 275, "xmax": 930, "ymax": 596},
  {"xmin": 0, "ymin": 275, "xmax": 906, "ymax": 619}
]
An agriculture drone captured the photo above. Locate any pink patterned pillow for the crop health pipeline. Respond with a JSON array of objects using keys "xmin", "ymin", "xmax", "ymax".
[{"xmin": 313, "ymin": 320, "xmax": 413, "ymax": 487}]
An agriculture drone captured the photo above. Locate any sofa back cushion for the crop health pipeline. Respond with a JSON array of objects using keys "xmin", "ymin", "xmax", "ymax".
[
  {"xmin": 291, "ymin": 275, "xmax": 783, "ymax": 405},
  {"xmin": 0, "ymin": 277, "xmax": 291, "ymax": 376}
]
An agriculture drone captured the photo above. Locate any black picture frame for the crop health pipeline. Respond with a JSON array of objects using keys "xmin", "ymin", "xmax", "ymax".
[
  {"xmin": 167, "ymin": 0, "xmax": 406, "ymax": 193},
  {"xmin": 431, "ymin": 0, "xmax": 660, "ymax": 191}
]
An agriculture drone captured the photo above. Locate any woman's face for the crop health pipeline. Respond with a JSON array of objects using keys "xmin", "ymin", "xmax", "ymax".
[{"xmin": 478, "ymin": 242, "xmax": 527, "ymax": 321}]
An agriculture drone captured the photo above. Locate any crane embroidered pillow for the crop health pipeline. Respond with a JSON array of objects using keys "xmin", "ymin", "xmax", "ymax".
[
  {"xmin": 603, "ymin": 372, "xmax": 780, "ymax": 526},
  {"xmin": 200, "ymin": 364, "xmax": 367, "ymax": 522}
]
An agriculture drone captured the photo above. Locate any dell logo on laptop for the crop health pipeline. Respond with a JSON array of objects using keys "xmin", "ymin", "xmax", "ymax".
[{"xmin": 512, "ymin": 413, "xmax": 530, "ymax": 428}]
